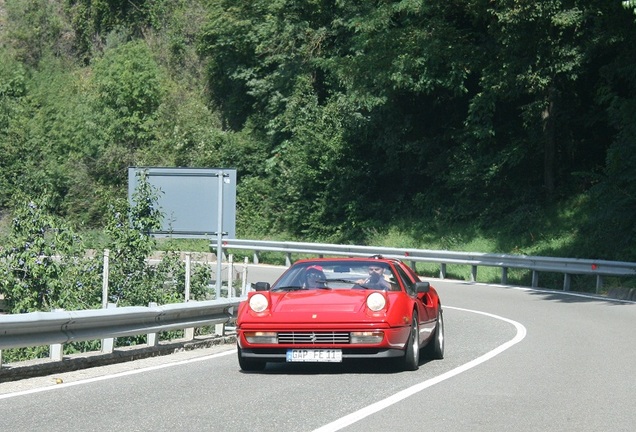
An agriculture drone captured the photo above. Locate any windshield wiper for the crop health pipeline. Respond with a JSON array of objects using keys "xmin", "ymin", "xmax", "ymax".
[
  {"xmin": 325, "ymin": 278, "xmax": 357, "ymax": 284},
  {"xmin": 271, "ymin": 286, "xmax": 305, "ymax": 292}
]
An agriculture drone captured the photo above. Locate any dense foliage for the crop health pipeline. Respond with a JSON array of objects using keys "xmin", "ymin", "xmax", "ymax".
[
  {"xmin": 0, "ymin": 173, "xmax": 212, "ymax": 314},
  {"xmin": 0, "ymin": 173, "xmax": 213, "ymax": 360},
  {"xmin": 1, "ymin": 0, "xmax": 636, "ymax": 262}
]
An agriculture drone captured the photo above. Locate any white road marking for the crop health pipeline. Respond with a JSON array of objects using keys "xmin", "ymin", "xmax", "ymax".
[
  {"xmin": 442, "ymin": 280, "xmax": 636, "ymax": 304},
  {"xmin": 0, "ymin": 302, "xmax": 526, "ymax": 428},
  {"xmin": 0, "ymin": 350, "xmax": 236, "ymax": 400},
  {"xmin": 312, "ymin": 306, "xmax": 527, "ymax": 432}
]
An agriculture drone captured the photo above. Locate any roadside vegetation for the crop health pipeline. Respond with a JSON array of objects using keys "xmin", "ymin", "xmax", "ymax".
[
  {"xmin": 1, "ymin": 0, "xmax": 636, "ymax": 323},
  {"xmin": 0, "ymin": 174, "xmax": 216, "ymax": 362}
]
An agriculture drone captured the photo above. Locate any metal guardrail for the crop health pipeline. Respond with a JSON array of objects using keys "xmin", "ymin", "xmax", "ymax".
[
  {"xmin": 0, "ymin": 298, "xmax": 240, "ymax": 366},
  {"xmin": 0, "ymin": 249, "xmax": 255, "ymax": 369},
  {"xmin": 2, "ymin": 239, "xmax": 634, "ymax": 369},
  {"xmin": 222, "ymin": 239, "xmax": 636, "ymax": 292}
]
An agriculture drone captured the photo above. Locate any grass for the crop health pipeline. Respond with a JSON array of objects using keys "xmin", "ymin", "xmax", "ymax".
[{"xmin": 357, "ymin": 196, "xmax": 635, "ymax": 293}]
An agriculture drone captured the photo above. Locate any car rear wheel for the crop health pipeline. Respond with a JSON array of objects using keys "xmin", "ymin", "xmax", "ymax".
[
  {"xmin": 237, "ymin": 345, "xmax": 266, "ymax": 371},
  {"xmin": 422, "ymin": 309, "xmax": 444, "ymax": 360},
  {"xmin": 400, "ymin": 312, "xmax": 420, "ymax": 371}
]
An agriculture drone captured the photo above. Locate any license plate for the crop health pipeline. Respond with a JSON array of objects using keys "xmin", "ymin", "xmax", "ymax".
[{"xmin": 286, "ymin": 349, "xmax": 342, "ymax": 363}]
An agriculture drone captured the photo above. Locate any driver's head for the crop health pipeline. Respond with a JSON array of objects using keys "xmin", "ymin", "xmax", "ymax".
[
  {"xmin": 368, "ymin": 265, "xmax": 384, "ymax": 280},
  {"xmin": 305, "ymin": 265, "xmax": 325, "ymax": 285}
]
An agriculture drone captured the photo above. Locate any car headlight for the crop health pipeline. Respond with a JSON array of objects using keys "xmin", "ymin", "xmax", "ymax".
[
  {"xmin": 249, "ymin": 293, "xmax": 269, "ymax": 313},
  {"xmin": 366, "ymin": 292, "xmax": 386, "ymax": 311}
]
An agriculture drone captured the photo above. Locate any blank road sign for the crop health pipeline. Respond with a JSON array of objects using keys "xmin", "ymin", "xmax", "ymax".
[{"xmin": 128, "ymin": 167, "xmax": 236, "ymax": 239}]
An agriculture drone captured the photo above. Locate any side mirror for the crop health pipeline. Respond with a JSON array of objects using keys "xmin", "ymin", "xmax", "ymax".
[
  {"xmin": 414, "ymin": 281, "xmax": 430, "ymax": 293},
  {"xmin": 254, "ymin": 282, "xmax": 271, "ymax": 291}
]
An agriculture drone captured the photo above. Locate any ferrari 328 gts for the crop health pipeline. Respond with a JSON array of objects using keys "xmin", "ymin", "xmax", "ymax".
[{"xmin": 236, "ymin": 256, "xmax": 444, "ymax": 371}]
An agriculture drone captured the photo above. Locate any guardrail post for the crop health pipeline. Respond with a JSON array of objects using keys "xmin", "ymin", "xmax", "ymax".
[
  {"xmin": 596, "ymin": 275, "xmax": 603, "ymax": 294},
  {"xmin": 147, "ymin": 302, "xmax": 159, "ymax": 347},
  {"xmin": 214, "ymin": 255, "xmax": 226, "ymax": 334},
  {"xmin": 184, "ymin": 253, "xmax": 194, "ymax": 341},
  {"xmin": 253, "ymin": 251, "xmax": 260, "ymax": 264},
  {"xmin": 50, "ymin": 343, "xmax": 63, "ymax": 361},
  {"xmin": 102, "ymin": 303, "xmax": 116, "ymax": 353},
  {"xmin": 102, "ymin": 249, "xmax": 110, "ymax": 309},
  {"xmin": 563, "ymin": 274, "xmax": 571, "ymax": 291},
  {"xmin": 215, "ymin": 322, "xmax": 225, "ymax": 337},
  {"xmin": 228, "ymin": 254, "xmax": 234, "ymax": 298},
  {"xmin": 185, "ymin": 252, "xmax": 191, "ymax": 302},
  {"xmin": 440, "ymin": 263, "xmax": 447, "ymax": 279},
  {"xmin": 50, "ymin": 309, "xmax": 65, "ymax": 361},
  {"xmin": 470, "ymin": 266, "xmax": 477, "ymax": 282},
  {"xmin": 532, "ymin": 270, "xmax": 539, "ymax": 288},
  {"xmin": 409, "ymin": 261, "xmax": 416, "ymax": 272},
  {"xmin": 241, "ymin": 257, "xmax": 249, "ymax": 296},
  {"xmin": 501, "ymin": 267, "xmax": 508, "ymax": 285},
  {"xmin": 285, "ymin": 253, "xmax": 292, "ymax": 267}
]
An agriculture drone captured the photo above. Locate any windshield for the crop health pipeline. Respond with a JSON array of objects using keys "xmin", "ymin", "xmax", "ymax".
[{"xmin": 272, "ymin": 261, "xmax": 400, "ymax": 291}]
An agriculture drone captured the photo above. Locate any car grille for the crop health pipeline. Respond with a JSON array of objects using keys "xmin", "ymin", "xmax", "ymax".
[{"xmin": 277, "ymin": 331, "xmax": 350, "ymax": 345}]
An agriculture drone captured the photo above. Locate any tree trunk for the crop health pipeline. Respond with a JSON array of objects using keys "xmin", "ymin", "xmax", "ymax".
[{"xmin": 542, "ymin": 86, "xmax": 556, "ymax": 199}]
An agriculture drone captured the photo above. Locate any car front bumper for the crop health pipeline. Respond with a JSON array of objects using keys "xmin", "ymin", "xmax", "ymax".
[
  {"xmin": 237, "ymin": 325, "xmax": 411, "ymax": 362},
  {"xmin": 238, "ymin": 347, "xmax": 406, "ymax": 361}
]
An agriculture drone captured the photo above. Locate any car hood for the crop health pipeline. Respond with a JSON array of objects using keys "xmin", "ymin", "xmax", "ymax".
[
  {"xmin": 271, "ymin": 290, "xmax": 370, "ymax": 314},
  {"xmin": 239, "ymin": 289, "xmax": 391, "ymax": 326}
]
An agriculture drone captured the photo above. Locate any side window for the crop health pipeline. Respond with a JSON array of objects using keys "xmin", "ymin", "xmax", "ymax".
[
  {"xmin": 394, "ymin": 266, "xmax": 416, "ymax": 296},
  {"xmin": 401, "ymin": 264, "xmax": 421, "ymax": 283}
]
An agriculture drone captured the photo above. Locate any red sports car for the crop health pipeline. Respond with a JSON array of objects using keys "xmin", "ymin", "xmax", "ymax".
[{"xmin": 236, "ymin": 256, "xmax": 444, "ymax": 371}]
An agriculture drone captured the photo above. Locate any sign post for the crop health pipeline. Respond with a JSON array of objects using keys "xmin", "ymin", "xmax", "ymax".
[
  {"xmin": 128, "ymin": 167, "xmax": 237, "ymax": 298},
  {"xmin": 214, "ymin": 171, "xmax": 225, "ymax": 298}
]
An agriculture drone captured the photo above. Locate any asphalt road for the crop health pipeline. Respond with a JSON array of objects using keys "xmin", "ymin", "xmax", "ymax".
[{"xmin": 1, "ymin": 279, "xmax": 634, "ymax": 432}]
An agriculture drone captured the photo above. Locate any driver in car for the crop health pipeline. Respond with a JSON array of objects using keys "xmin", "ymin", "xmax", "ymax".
[{"xmin": 356, "ymin": 264, "xmax": 391, "ymax": 290}]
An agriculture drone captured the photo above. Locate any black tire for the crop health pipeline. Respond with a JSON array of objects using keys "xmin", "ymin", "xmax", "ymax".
[
  {"xmin": 237, "ymin": 345, "xmax": 266, "ymax": 371},
  {"xmin": 423, "ymin": 309, "xmax": 444, "ymax": 360},
  {"xmin": 400, "ymin": 312, "xmax": 420, "ymax": 371}
]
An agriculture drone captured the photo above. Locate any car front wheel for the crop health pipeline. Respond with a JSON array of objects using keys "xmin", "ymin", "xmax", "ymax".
[
  {"xmin": 423, "ymin": 309, "xmax": 444, "ymax": 360},
  {"xmin": 400, "ymin": 312, "xmax": 420, "ymax": 371}
]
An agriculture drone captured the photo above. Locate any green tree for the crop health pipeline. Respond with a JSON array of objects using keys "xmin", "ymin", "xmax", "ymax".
[
  {"xmin": 579, "ymin": 2, "xmax": 636, "ymax": 260},
  {"xmin": 4, "ymin": 0, "xmax": 72, "ymax": 66},
  {"xmin": 0, "ymin": 52, "xmax": 29, "ymax": 209},
  {"xmin": 623, "ymin": 0, "xmax": 636, "ymax": 14},
  {"xmin": 0, "ymin": 175, "xmax": 215, "ymax": 361},
  {"xmin": 197, "ymin": 0, "xmax": 480, "ymax": 237},
  {"xmin": 104, "ymin": 171, "xmax": 162, "ymax": 306},
  {"xmin": 503, "ymin": 2, "xmax": 584, "ymax": 197},
  {"xmin": 104, "ymin": 171, "xmax": 213, "ymax": 306},
  {"xmin": 65, "ymin": 0, "xmax": 171, "ymax": 61},
  {"xmin": 0, "ymin": 193, "xmax": 101, "ymax": 313},
  {"xmin": 91, "ymin": 40, "xmax": 164, "ymax": 153},
  {"xmin": 0, "ymin": 53, "xmax": 118, "ymax": 226}
]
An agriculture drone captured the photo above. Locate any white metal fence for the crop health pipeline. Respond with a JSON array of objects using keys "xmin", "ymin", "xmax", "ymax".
[{"xmin": 221, "ymin": 239, "xmax": 636, "ymax": 292}]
